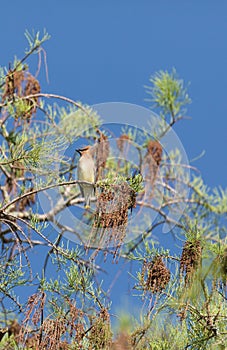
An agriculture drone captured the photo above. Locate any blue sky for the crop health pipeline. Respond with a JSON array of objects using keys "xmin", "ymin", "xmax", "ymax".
[
  {"xmin": 1, "ymin": 1, "xmax": 227, "ymax": 187},
  {"xmin": 1, "ymin": 0, "xmax": 227, "ymax": 325}
]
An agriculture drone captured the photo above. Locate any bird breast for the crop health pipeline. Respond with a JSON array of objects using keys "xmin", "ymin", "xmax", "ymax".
[{"xmin": 78, "ymin": 156, "xmax": 95, "ymax": 183}]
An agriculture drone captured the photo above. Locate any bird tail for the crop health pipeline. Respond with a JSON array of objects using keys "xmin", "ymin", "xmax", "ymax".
[{"xmin": 83, "ymin": 184, "xmax": 94, "ymax": 209}]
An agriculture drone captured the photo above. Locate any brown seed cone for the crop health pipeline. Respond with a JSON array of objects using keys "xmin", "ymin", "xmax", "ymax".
[
  {"xmin": 95, "ymin": 129, "xmax": 110, "ymax": 181},
  {"xmin": 142, "ymin": 140, "xmax": 162, "ymax": 190},
  {"xmin": 2, "ymin": 69, "xmax": 25, "ymax": 101},
  {"xmin": 180, "ymin": 240, "xmax": 202, "ymax": 284},
  {"xmin": 142, "ymin": 256, "xmax": 170, "ymax": 293},
  {"xmin": 23, "ymin": 73, "xmax": 41, "ymax": 120},
  {"xmin": 117, "ymin": 134, "xmax": 131, "ymax": 153},
  {"xmin": 147, "ymin": 140, "xmax": 162, "ymax": 166}
]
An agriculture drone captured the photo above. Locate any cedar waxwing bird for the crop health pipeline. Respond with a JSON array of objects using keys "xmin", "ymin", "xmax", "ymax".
[{"xmin": 76, "ymin": 146, "xmax": 95, "ymax": 209}]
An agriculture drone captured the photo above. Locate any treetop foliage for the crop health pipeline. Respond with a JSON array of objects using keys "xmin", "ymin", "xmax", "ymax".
[{"xmin": 0, "ymin": 30, "xmax": 226, "ymax": 349}]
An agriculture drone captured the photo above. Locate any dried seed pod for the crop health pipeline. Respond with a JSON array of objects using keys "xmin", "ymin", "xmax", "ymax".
[
  {"xmin": 2, "ymin": 69, "xmax": 25, "ymax": 101},
  {"xmin": 23, "ymin": 73, "xmax": 41, "ymax": 120},
  {"xmin": 141, "ymin": 256, "xmax": 170, "ymax": 293},
  {"xmin": 96, "ymin": 130, "xmax": 109, "ymax": 166},
  {"xmin": 142, "ymin": 140, "xmax": 162, "ymax": 196},
  {"xmin": 147, "ymin": 140, "xmax": 162, "ymax": 166},
  {"xmin": 95, "ymin": 129, "xmax": 110, "ymax": 181},
  {"xmin": 117, "ymin": 134, "xmax": 131, "ymax": 153},
  {"xmin": 180, "ymin": 240, "xmax": 202, "ymax": 284},
  {"xmin": 92, "ymin": 182, "xmax": 135, "ymax": 256},
  {"xmin": 94, "ymin": 182, "xmax": 134, "ymax": 229},
  {"xmin": 3, "ymin": 69, "xmax": 40, "ymax": 121},
  {"xmin": 24, "ymin": 73, "xmax": 40, "ymax": 100}
]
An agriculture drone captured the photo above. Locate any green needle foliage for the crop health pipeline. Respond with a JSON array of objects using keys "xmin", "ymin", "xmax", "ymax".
[{"xmin": 145, "ymin": 68, "xmax": 191, "ymax": 119}]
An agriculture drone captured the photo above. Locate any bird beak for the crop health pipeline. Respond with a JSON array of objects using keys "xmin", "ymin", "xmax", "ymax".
[{"xmin": 76, "ymin": 149, "xmax": 82, "ymax": 155}]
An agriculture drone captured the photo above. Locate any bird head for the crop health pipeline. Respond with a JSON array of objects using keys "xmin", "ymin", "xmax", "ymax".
[{"xmin": 76, "ymin": 146, "xmax": 91, "ymax": 156}]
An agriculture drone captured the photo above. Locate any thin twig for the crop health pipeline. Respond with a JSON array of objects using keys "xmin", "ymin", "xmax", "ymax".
[{"xmin": 0, "ymin": 93, "xmax": 89, "ymax": 116}]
